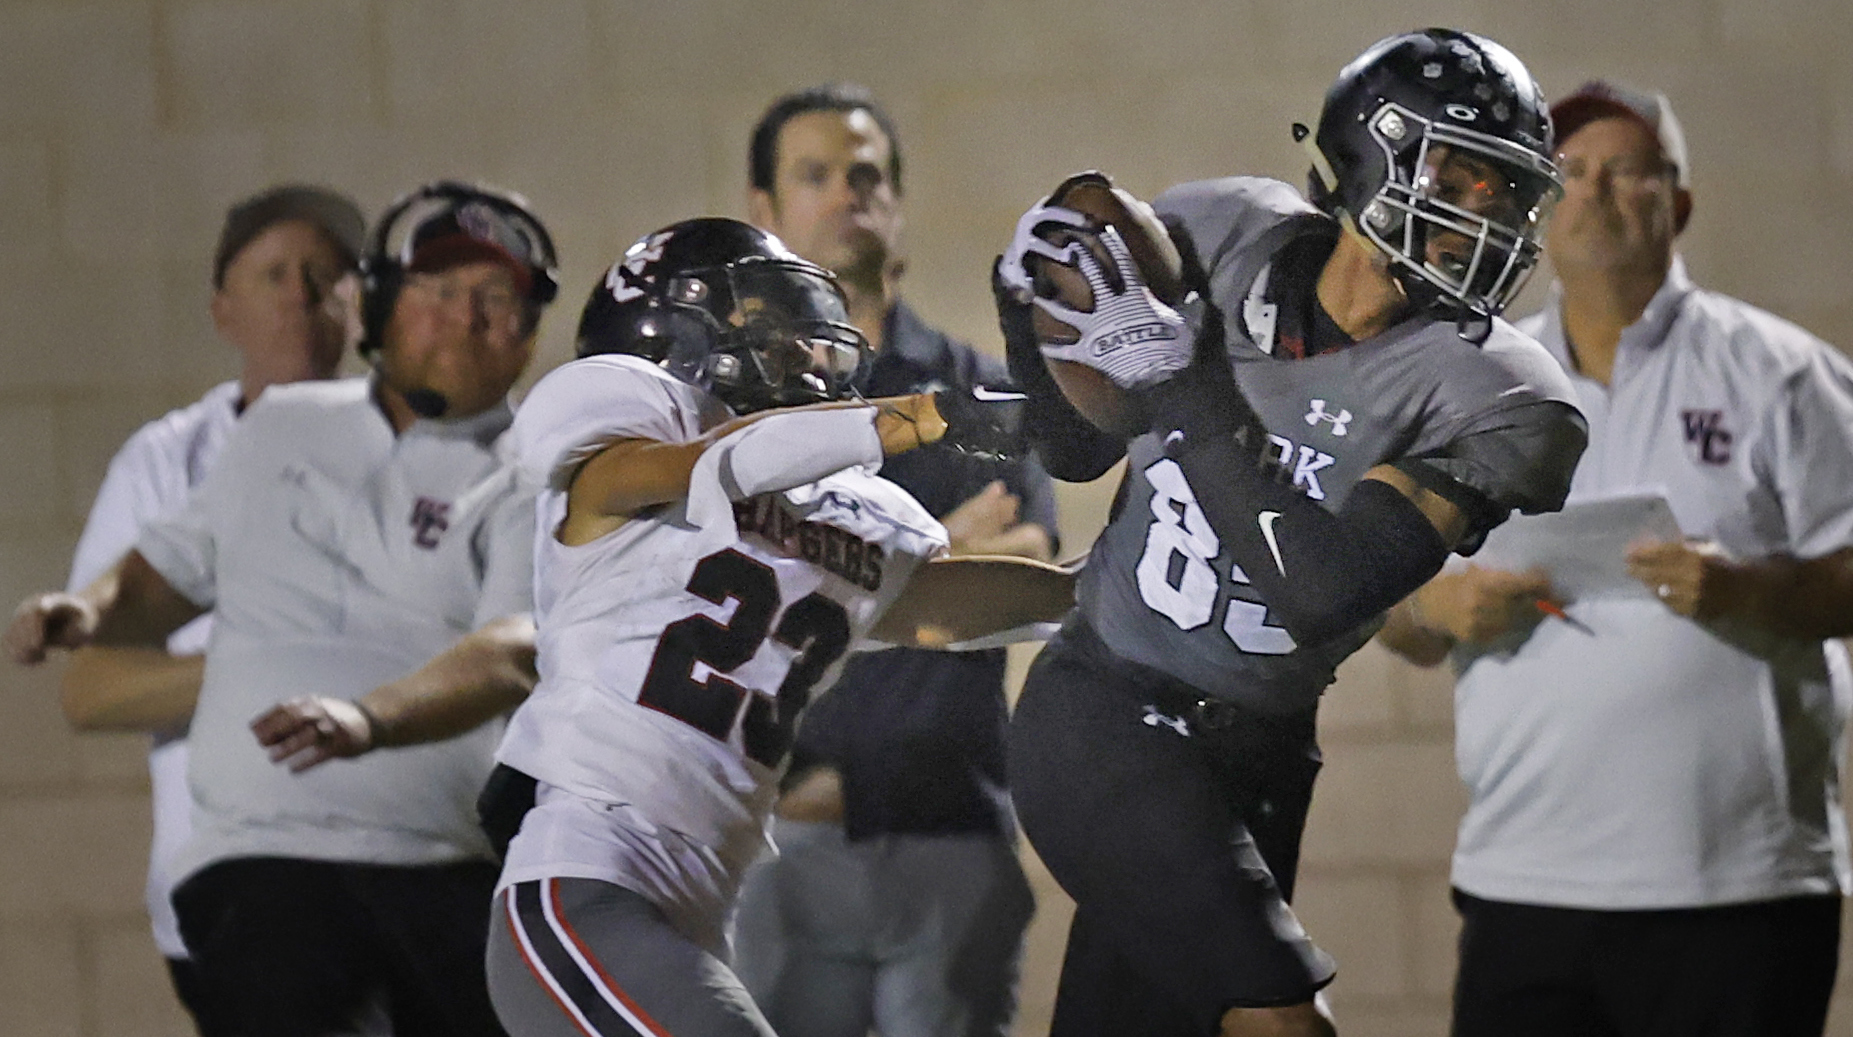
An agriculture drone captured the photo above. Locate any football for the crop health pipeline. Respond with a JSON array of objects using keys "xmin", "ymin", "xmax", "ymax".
[{"xmin": 1025, "ymin": 171, "xmax": 1186, "ymax": 438}]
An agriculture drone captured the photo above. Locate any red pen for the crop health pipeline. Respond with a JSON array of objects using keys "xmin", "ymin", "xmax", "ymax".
[{"xmin": 1535, "ymin": 599, "xmax": 1595, "ymax": 636}]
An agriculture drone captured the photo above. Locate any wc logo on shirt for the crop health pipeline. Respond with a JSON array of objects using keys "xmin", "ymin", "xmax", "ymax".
[
  {"xmin": 1680, "ymin": 410, "xmax": 1733, "ymax": 465},
  {"xmin": 410, "ymin": 497, "xmax": 451, "ymax": 549}
]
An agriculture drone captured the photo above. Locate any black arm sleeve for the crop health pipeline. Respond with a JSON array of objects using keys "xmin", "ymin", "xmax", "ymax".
[
  {"xmin": 992, "ymin": 258, "xmax": 1127, "ymax": 482},
  {"xmin": 1142, "ymin": 366, "xmax": 1451, "ymax": 646},
  {"xmin": 1394, "ymin": 400, "xmax": 1588, "ymax": 554}
]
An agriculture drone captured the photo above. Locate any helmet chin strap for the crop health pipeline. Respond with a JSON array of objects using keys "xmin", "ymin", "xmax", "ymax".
[
  {"xmin": 1361, "ymin": 214, "xmax": 1495, "ymax": 346},
  {"xmin": 1453, "ymin": 301, "xmax": 1494, "ymax": 345},
  {"xmin": 1397, "ymin": 267, "xmax": 1494, "ymax": 345},
  {"xmin": 1292, "ymin": 122, "xmax": 1340, "ymax": 196}
]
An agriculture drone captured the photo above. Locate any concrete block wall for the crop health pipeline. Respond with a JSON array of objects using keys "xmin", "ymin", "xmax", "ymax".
[{"xmin": 1, "ymin": 1, "xmax": 1850, "ymax": 1033}]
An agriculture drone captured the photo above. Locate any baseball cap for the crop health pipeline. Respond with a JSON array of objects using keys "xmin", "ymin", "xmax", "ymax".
[
  {"xmin": 1550, "ymin": 81, "xmax": 1691, "ymax": 188},
  {"xmin": 400, "ymin": 198, "xmax": 541, "ymax": 297},
  {"xmin": 213, "ymin": 184, "xmax": 366, "ymax": 287}
]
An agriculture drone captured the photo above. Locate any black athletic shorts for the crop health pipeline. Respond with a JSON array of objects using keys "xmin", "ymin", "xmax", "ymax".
[
  {"xmin": 172, "ymin": 856, "xmax": 507, "ymax": 1037},
  {"xmin": 1007, "ymin": 617, "xmax": 1335, "ymax": 1036},
  {"xmin": 1452, "ymin": 888, "xmax": 1842, "ymax": 1037},
  {"xmin": 479, "ymin": 762, "xmax": 539, "ymax": 860}
]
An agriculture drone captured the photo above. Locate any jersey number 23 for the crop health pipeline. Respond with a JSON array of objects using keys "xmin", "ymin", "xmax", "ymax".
[{"xmin": 639, "ymin": 548, "xmax": 853, "ymax": 767}]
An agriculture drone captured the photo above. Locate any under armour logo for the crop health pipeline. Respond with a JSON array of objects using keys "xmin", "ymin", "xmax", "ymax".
[
  {"xmin": 410, "ymin": 497, "xmax": 451, "ymax": 550},
  {"xmin": 1305, "ymin": 399, "xmax": 1351, "ymax": 437},
  {"xmin": 1680, "ymin": 409, "xmax": 1733, "ymax": 465},
  {"xmin": 1141, "ymin": 704, "xmax": 1190, "ymax": 738}
]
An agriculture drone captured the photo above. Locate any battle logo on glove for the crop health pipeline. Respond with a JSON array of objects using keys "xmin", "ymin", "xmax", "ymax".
[
  {"xmin": 1023, "ymin": 171, "xmax": 1187, "ymax": 437},
  {"xmin": 1026, "ymin": 172, "xmax": 1187, "ymax": 339}
]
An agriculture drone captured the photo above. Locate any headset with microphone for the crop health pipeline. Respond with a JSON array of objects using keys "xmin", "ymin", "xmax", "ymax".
[
  {"xmin": 357, "ymin": 180, "xmax": 560, "ymax": 416},
  {"xmin": 357, "ymin": 180, "xmax": 560, "ymax": 357}
]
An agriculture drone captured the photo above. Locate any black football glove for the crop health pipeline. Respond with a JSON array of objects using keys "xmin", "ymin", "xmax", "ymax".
[
  {"xmin": 992, "ymin": 256, "xmax": 1044, "ymax": 390},
  {"xmin": 989, "ymin": 255, "xmax": 1128, "ymax": 481},
  {"xmin": 932, "ymin": 384, "xmax": 1027, "ymax": 461}
]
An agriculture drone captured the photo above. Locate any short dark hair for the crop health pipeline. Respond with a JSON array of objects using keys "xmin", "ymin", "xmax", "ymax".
[{"xmin": 748, "ymin": 83, "xmax": 904, "ymax": 196}]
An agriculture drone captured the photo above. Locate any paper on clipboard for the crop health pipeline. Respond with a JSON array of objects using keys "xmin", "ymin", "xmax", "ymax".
[{"xmin": 1472, "ymin": 492, "xmax": 1684, "ymax": 601}]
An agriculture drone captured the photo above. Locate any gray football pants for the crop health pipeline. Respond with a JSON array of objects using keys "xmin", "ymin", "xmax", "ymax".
[
  {"xmin": 487, "ymin": 878, "xmax": 774, "ymax": 1037},
  {"xmin": 732, "ymin": 820, "xmax": 1036, "ymax": 1037}
]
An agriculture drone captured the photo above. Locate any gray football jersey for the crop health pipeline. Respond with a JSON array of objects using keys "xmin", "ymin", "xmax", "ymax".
[{"xmin": 1079, "ymin": 177, "xmax": 1579, "ymax": 714}]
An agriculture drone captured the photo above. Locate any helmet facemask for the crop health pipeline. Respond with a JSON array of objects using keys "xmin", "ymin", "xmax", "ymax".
[
  {"xmin": 579, "ymin": 218, "xmax": 869, "ymax": 411},
  {"xmin": 1352, "ymin": 103, "xmax": 1562, "ymax": 330},
  {"xmin": 669, "ymin": 257, "xmax": 868, "ymax": 414}
]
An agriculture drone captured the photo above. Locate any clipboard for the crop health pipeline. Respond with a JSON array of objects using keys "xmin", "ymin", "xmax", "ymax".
[{"xmin": 1473, "ymin": 492, "xmax": 1684, "ymax": 601}]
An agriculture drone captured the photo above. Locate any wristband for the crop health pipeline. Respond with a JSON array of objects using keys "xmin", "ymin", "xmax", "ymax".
[{"xmin": 351, "ymin": 698, "xmax": 385, "ymax": 749}]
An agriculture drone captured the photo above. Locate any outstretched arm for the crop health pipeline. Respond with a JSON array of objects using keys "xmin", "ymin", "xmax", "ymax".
[
  {"xmin": 573, "ymin": 395, "xmax": 939, "ymax": 509},
  {"xmin": 7, "ymin": 550, "xmax": 202, "ymax": 665},
  {"xmin": 7, "ymin": 550, "xmax": 209, "ymax": 734},
  {"xmin": 868, "ymin": 555, "xmax": 1075, "ymax": 648},
  {"xmin": 252, "ymin": 614, "xmax": 538, "ymax": 772},
  {"xmin": 558, "ymin": 393, "xmax": 979, "ymax": 545},
  {"xmin": 60, "ymin": 648, "xmax": 204, "ymax": 732}
]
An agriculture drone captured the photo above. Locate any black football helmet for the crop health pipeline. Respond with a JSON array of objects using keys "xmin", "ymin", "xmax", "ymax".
[
  {"xmin": 1302, "ymin": 29, "xmax": 1562, "ymax": 337},
  {"xmin": 578, "ymin": 218, "xmax": 868, "ymax": 413}
]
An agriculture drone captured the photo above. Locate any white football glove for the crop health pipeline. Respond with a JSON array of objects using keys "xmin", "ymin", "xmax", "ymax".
[
  {"xmin": 1034, "ymin": 226, "xmax": 1197, "ymax": 391},
  {"xmin": 997, "ymin": 198, "xmax": 1094, "ymax": 300}
]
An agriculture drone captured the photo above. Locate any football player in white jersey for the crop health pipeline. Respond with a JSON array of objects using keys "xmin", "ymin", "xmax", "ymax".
[{"xmin": 258, "ymin": 217, "xmax": 1068, "ymax": 1037}]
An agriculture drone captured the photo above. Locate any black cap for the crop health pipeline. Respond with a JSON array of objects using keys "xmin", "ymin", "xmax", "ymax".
[{"xmin": 213, "ymin": 184, "xmax": 366, "ymax": 287}]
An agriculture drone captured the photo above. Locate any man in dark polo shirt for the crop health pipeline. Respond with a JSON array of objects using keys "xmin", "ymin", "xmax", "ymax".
[{"xmin": 732, "ymin": 83, "xmax": 1058, "ymax": 1037}]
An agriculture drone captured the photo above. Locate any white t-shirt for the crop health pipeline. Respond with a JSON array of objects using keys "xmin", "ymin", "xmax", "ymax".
[
  {"xmin": 494, "ymin": 356, "xmax": 947, "ymax": 939},
  {"xmin": 1452, "ymin": 259, "xmax": 1853, "ymax": 909},
  {"xmin": 67, "ymin": 380, "xmax": 240, "ymax": 959},
  {"xmin": 137, "ymin": 377, "xmax": 535, "ymax": 882}
]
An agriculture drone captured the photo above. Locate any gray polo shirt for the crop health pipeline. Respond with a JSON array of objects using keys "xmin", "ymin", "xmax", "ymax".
[
  {"xmin": 138, "ymin": 377, "xmax": 534, "ymax": 881},
  {"xmin": 1452, "ymin": 259, "xmax": 1853, "ymax": 909}
]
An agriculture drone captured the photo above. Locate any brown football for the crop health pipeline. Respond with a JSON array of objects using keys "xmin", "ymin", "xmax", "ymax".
[{"xmin": 1025, "ymin": 171, "xmax": 1185, "ymax": 439}]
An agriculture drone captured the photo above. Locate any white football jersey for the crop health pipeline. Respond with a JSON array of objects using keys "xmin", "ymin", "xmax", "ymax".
[{"xmin": 497, "ymin": 355, "xmax": 948, "ymax": 865}]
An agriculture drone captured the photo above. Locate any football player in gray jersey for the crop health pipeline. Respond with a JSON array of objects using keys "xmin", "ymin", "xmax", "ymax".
[{"xmin": 992, "ymin": 29, "xmax": 1588, "ymax": 1037}]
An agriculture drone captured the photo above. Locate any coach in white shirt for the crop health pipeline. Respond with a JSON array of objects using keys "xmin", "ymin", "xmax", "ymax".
[
  {"xmin": 1378, "ymin": 83, "xmax": 1853, "ymax": 1037},
  {"xmin": 47, "ymin": 183, "xmax": 363, "ymax": 1034},
  {"xmin": 7, "ymin": 182, "xmax": 556, "ymax": 1037}
]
